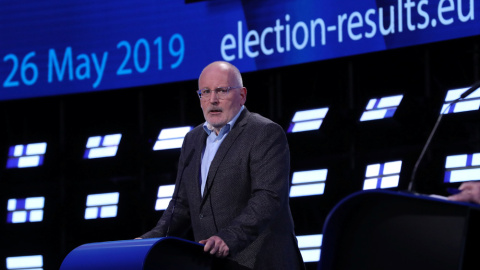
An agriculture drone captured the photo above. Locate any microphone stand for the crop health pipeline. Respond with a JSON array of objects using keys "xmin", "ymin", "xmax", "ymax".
[
  {"xmin": 166, "ymin": 149, "xmax": 195, "ymax": 237},
  {"xmin": 407, "ymin": 82, "xmax": 480, "ymax": 192}
]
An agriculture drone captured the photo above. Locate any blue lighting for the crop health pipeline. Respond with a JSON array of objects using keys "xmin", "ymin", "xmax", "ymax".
[
  {"xmin": 6, "ymin": 255, "xmax": 43, "ymax": 270},
  {"xmin": 83, "ymin": 134, "xmax": 122, "ymax": 159},
  {"xmin": 296, "ymin": 234, "xmax": 322, "ymax": 263},
  {"xmin": 441, "ymin": 87, "xmax": 480, "ymax": 114},
  {"xmin": 155, "ymin": 185, "xmax": 175, "ymax": 210},
  {"xmin": 84, "ymin": 192, "xmax": 119, "ymax": 219},
  {"xmin": 153, "ymin": 126, "xmax": 192, "ymax": 151},
  {"xmin": 289, "ymin": 169, "xmax": 328, "ymax": 197},
  {"xmin": 7, "ymin": 197, "xmax": 45, "ymax": 224},
  {"xmin": 363, "ymin": 161, "xmax": 402, "ymax": 190},
  {"xmin": 360, "ymin": 95, "xmax": 403, "ymax": 121},
  {"xmin": 287, "ymin": 108, "xmax": 329, "ymax": 133},
  {"xmin": 6, "ymin": 143, "xmax": 47, "ymax": 169},
  {"xmin": 444, "ymin": 153, "xmax": 480, "ymax": 183}
]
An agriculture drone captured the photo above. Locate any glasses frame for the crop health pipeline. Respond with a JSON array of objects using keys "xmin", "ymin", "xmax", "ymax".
[{"xmin": 196, "ymin": 86, "xmax": 242, "ymax": 99}]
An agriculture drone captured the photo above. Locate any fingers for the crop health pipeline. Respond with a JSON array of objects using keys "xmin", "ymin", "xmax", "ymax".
[
  {"xmin": 458, "ymin": 181, "xmax": 474, "ymax": 190},
  {"xmin": 448, "ymin": 182, "xmax": 480, "ymax": 204},
  {"xmin": 199, "ymin": 236, "xmax": 229, "ymax": 258},
  {"xmin": 448, "ymin": 192, "xmax": 472, "ymax": 202}
]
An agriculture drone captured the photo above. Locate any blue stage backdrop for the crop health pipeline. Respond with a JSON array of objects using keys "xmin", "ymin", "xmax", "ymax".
[{"xmin": 1, "ymin": 0, "xmax": 478, "ymax": 100}]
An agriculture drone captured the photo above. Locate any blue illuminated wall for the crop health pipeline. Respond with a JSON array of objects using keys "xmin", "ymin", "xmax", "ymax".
[{"xmin": 1, "ymin": 0, "xmax": 479, "ymax": 100}]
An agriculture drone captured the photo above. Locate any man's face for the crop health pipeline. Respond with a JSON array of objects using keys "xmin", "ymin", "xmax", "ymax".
[{"xmin": 198, "ymin": 64, "xmax": 246, "ymax": 133}]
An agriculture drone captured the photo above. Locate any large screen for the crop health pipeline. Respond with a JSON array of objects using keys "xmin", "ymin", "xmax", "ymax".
[{"xmin": 1, "ymin": 0, "xmax": 478, "ymax": 100}]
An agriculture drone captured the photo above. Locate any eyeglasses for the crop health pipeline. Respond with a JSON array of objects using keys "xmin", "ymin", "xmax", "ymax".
[{"xmin": 196, "ymin": 86, "xmax": 242, "ymax": 99}]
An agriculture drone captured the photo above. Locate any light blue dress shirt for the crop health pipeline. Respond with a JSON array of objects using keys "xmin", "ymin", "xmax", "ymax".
[{"xmin": 200, "ymin": 106, "xmax": 244, "ymax": 196}]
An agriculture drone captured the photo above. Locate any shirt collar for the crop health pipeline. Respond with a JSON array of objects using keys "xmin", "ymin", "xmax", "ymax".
[{"xmin": 203, "ymin": 105, "xmax": 245, "ymax": 136}]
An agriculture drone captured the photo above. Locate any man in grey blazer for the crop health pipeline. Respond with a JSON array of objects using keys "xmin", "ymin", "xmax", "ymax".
[{"xmin": 140, "ymin": 61, "xmax": 305, "ymax": 270}]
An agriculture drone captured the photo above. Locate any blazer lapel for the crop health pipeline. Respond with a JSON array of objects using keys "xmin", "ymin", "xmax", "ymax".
[
  {"xmin": 193, "ymin": 129, "xmax": 208, "ymax": 201},
  {"xmin": 201, "ymin": 109, "xmax": 250, "ymax": 205}
]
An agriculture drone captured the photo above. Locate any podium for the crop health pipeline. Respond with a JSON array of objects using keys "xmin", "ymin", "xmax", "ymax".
[
  {"xmin": 60, "ymin": 237, "xmax": 213, "ymax": 270},
  {"xmin": 318, "ymin": 190, "xmax": 480, "ymax": 270}
]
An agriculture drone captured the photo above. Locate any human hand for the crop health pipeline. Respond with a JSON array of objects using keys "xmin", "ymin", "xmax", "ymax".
[
  {"xmin": 199, "ymin": 235, "xmax": 229, "ymax": 258},
  {"xmin": 448, "ymin": 181, "xmax": 480, "ymax": 204}
]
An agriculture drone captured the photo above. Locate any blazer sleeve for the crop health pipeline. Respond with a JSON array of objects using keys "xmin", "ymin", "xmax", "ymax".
[
  {"xmin": 140, "ymin": 132, "xmax": 194, "ymax": 239},
  {"xmin": 216, "ymin": 121, "xmax": 291, "ymax": 255}
]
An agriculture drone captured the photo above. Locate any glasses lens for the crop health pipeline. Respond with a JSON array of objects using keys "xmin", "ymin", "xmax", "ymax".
[
  {"xmin": 198, "ymin": 87, "xmax": 236, "ymax": 99},
  {"xmin": 216, "ymin": 87, "xmax": 228, "ymax": 98},
  {"xmin": 198, "ymin": 89, "xmax": 209, "ymax": 98}
]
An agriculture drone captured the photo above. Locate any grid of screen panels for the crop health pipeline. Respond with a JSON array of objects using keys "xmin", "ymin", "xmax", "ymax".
[
  {"xmin": 2, "ymin": 83, "xmax": 479, "ymax": 268},
  {"xmin": 2, "ymin": 36, "xmax": 480, "ymax": 270}
]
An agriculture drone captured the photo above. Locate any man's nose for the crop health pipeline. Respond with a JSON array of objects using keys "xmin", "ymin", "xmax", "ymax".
[{"xmin": 209, "ymin": 91, "xmax": 219, "ymax": 103}]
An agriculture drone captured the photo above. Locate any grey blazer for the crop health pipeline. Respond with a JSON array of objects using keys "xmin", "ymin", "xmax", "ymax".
[{"xmin": 141, "ymin": 109, "xmax": 305, "ymax": 270}]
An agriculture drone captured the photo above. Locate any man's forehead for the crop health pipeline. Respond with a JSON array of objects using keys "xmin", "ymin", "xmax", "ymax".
[{"xmin": 199, "ymin": 72, "xmax": 233, "ymax": 88}]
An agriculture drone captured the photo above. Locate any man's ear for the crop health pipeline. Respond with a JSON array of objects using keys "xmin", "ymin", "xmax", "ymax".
[{"xmin": 240, "ymin": 87, "xmax": 247, "ymax": 105}]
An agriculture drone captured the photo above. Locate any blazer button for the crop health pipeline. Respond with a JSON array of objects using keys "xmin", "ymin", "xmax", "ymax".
[{"xmin": 199, "ymin": 214, "xmax": 204, "ymax": 219}]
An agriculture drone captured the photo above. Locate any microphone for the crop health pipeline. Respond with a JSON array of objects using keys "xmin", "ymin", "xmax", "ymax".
[
  {"xmin": 460, "ymin": 80, "xmax": 480, "ymax": 99},
  {"xmin": 166, "ymin": 148, "xmax": 195, "ymax": 236},
  {"xmin": 407, "ymin": 80, "xmax": 480, "ymax": 192}
]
